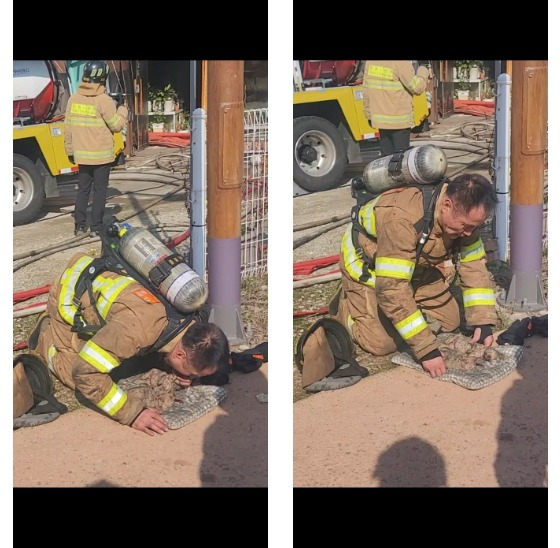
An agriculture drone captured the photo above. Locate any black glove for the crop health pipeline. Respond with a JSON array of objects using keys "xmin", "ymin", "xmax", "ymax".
[
  {"xmin": 68, "ymin": 155, "xmax": 75, "ymax": 165},
  {"xmin": 531, "ymin": 315, "xmax": 548, "ymax": 337},
  {"xmin": 230, "ymin": 342, "xmax": 268, "ymax": 373},
  {"xmin": 116, "ymin": 94, "xmax": 126, "ymax": 107},
  {"xmin": 497, "ymin": 317, "xmax": 532, "ymax": 346},
  {"xmin": 472, "ymin": 324, "xmax": 493, "ymax": 344}
]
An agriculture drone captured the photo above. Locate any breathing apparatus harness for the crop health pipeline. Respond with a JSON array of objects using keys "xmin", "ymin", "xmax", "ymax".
[
  {"xmin": 350, "ymin": 149, "xmax": 460, "ymax": 306},
  {"xmin": 70, "ymin": 217, "xmax": 200, "ymax": 353}
]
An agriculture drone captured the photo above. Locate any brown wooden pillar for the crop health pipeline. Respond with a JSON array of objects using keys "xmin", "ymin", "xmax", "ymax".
[
  {"xmin": 206, "ymin": 60, "xmax": 246, "ymax": 343},
  {"xmin": 504, "ymin": 60, "xmax": 547, "ymax": 310}
]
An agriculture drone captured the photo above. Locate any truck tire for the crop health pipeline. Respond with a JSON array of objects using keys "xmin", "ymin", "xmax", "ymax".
[
  {"xmin": 13, "ymin": 154, "xmax": 45, "ymax": 226},
  {"xmin": 293, "ymin": 116, "xmax": 347, "ymax": 192}
]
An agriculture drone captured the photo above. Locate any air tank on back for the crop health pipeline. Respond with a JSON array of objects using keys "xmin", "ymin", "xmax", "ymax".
[
  {"xmin": 361, "ymin": 145, "xmax": 448, "ymax": 194},
  {"xmin": 117, "ymin": 223, "xmax": 208, "ymax": 313}
]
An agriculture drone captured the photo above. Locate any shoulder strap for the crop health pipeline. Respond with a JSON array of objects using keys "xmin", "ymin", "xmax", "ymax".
[{"xmin": 411, "ymin": 179, "xmax": 445, "ymax": 266}]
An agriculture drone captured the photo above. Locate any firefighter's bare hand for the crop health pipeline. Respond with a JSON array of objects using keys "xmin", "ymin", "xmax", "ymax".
[
  {"xmin": 174, "ymin": 375, "xmax": 193, "ymax": 388},
  {"xmin": 131, "ymin": 407, "xmax": 169, "ymax": 436},
  {"xmin": 470, "ymin": 327, "xmax": 494, "ymax": 347},
  {"xmin": 421, "ymin": 355, "xmax": 446, "ymax": 378}
]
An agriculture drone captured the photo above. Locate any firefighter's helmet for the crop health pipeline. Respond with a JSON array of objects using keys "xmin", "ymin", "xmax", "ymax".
[{"xmin": 82, "ymin": 60, "xmax": 110, "ymax": 84}]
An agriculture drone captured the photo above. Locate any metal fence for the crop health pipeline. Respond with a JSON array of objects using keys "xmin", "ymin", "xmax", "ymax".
[{"xmin": 241, "ymin": 108, "xmax": 268, "ymax": 277}]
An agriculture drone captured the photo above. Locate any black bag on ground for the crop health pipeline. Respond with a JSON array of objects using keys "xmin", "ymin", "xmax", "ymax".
[{"xmin": 497, "ymin": 315, "xmax": 548, "ymax": 346}]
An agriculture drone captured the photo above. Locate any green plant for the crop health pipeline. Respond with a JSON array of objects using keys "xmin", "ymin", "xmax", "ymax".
[
  {"xmin": 151, "ymin": 113, "xmax": 166, "ymax": 124},
  {"xmin": 148, "ymin": 85, "xmax": 165, "ymax": 112},
  {"xmin": 162, "ymin": 84, "xmax": 179, "ymax": 103}
]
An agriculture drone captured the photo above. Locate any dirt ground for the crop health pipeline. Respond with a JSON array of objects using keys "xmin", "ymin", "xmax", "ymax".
[
  {"xmin": 13, "ymin": 146, "xmax": 268, "ymax": 487},
  {"xmin": 292, "ymin": 113, "xmax": 548, "ymax": 487}
]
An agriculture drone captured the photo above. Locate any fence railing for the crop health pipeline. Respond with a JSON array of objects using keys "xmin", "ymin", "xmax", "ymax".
[{"xmin": 241, "ymin": 108, "xmax": 268, "ymax": 277}]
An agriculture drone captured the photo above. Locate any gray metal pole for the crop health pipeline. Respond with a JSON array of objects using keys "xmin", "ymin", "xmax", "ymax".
[
  {"xmin": 494, "ymin": 73, "xmax": 511, "ymax": 262},
  {"xmin": 190, "ymin": 108, "xmax": 207, "ymax": 279},
  {"xmin": 189, "ymin": 61, "xmax": 198, "ymax": 114}
]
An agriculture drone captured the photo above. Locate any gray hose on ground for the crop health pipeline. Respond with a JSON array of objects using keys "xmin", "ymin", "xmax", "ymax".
[
  {"xmin": 14, "ymin": 185, "xmax": 186, "ymax": 269},
  {"xmin": 411, "ymin": 140, "xmax": 489, "ymax": 153},
  {"xmin": 294, "ymin": 214, "xmax": 349, "ymax": 233},
  {"xmin": 293, "ymin": 219, "xmax": 348, "ymax": 250}
]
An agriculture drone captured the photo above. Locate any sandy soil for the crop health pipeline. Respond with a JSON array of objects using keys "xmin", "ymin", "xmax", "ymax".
[{"xmin": 293, "ymin": 336, "xmax": 547, "ymax": 487}]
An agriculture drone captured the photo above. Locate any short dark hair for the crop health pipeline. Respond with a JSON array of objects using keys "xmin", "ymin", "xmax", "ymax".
[
  {"xmin": 181, "ymin": 322, "xmax": 230, "ymax": 374},
  {"xmin": 446, "ymin": 173, "xmax": 497, "ymax": 216}
]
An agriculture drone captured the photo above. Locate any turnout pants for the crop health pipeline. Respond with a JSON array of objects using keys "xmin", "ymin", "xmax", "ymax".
[
  {"xmin": 336, "ymin": 269, "xmax": 460, "ymax": 357},
  {"xmin": 74, "ymin": 163, "xmax": 112, "ymax": 232}
]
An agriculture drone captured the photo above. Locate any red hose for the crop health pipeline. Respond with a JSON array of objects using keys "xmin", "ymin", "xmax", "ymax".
[
  {"xmin": 14, "ymin": 285, "xmax": 51, "ymax": 304},
  {"xmin": 14, "ymin": 343, "xmax": 28, "ymax": 351},
  {"xmin": 293, "ymin": 255, "xmax": 338, "ymax": 276},
  {"xmin": 293, "ymin": 307, "xmax": 328, "ymax": 318}
]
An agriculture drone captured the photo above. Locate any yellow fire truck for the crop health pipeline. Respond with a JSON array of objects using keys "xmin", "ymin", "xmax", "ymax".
[
  {"xmin": 293, "ymin": 60, "xmax": 429, "ymax": 192},
  {"xmin": 13, "ymin": 60, "xmax": 125, "ymax": 226}
]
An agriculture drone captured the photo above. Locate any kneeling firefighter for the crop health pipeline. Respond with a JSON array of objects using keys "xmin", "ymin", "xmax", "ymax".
[
  {"xmin": 330, "ymin": 145, "xmax": 499, "ymax": 379},
  {"xmin": 25, "ymin": 218, "xmax": 231, "ymax": 435}
]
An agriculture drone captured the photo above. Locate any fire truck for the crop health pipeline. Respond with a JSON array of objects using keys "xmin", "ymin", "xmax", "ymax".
[
  {"xmin": 13, "ymin": 60, "xmax": 125, "ymax": 225},
  {"xmin": 293, "ymin": 60, "xmax": 429, "ymax": 193}
]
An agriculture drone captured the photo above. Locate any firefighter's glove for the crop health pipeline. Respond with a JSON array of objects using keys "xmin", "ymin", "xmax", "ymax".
[
  {"xmin": 472, "ymin": 324, "xmax": 493, "ymax": 344},
  {"xmin": 497, "ymin": 317, "xmax": 532, "ymax": 346},
  {"xmin": 230, "ymin": 342, "xmax": 268, "ymax": 374},
  {"xmin": 531, "ymin": 315, "xmax": 548, "ymax": 337},
  {"xmin": 68, "ymin": 155, "xmax": 75, "ymax": 165},
  {"xmin": 116, "ymin": 94, "xmax": 126, "ymax": 107}
]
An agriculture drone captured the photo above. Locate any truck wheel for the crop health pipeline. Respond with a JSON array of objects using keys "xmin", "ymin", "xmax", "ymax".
[
  {"xmin": 13, "ymin": 154, "xmax": 45, "ymax": 226},
  {"xmin": 293, "ymin": 116, "xmax": 347, "ymax": 192}
]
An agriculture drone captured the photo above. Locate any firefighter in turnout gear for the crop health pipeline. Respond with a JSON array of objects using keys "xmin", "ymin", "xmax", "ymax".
[
  {"xmin": 64, "ymin": 60, "xmax": 128, "ymax": 236},
  {"xmin": 334, "ymin": 173, "xmax": 499, "ymax": 378},
  {"xmin": 362, "ymin": 60, "xmax": 431, "ymax": 156},
  {"xmin": 27, "ymin": 252, "xmax": 230, "ymax": 436}
]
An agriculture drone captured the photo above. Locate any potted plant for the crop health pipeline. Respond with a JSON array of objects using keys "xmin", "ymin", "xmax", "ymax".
[
  {"xmin": 148, "ymin": 85, "xmax": 166, "ymax": 113},
  {"xmin": 162, "ymin": 84, "xmax": 179, "ymax": 113},
  {"xmin": 150, "ymin": 113, "xmax": 166, "ymax": 132},
  {"xmin": 176, "ymin": 113, "xmax": 190, "ymax": 133}
]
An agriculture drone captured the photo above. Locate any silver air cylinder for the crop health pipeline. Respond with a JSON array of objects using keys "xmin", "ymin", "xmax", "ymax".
[
  {"xmin": 118, "ymin": 224, "xmax": 208, "ymax": 313},
  {"xmin": 361, "ymin": 145, "xmax": 447, "ymax": 194}
]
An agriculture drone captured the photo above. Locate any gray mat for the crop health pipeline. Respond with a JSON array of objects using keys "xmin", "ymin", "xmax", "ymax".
[
  {"xmin": 118, "ymin": 370, "xmax": 227, "ymax": 429},
  {"xmin": 391, "ymin": 344, "xmax": 524, "ymax": 390}
]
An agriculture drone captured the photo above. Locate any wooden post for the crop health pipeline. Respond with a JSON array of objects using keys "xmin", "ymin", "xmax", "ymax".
[
  {"xmin": 503, "ymin": 60, "xmax": 547, "ymax": 310},
  {"xmin": 206, "ymin": 60, "xmax": 246, "ymax": 343}
]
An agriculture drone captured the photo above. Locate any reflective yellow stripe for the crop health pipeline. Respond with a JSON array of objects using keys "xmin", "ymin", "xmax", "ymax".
[
  {"xmin": 364, "ymin": 78, "xmax": 403, "ymax": 91},
  {"xmin": 97, "ymin": 383, "xmax": 128, "ymax": 416},
  {"xmin": 74, "ymin": 149, "xmax": 115, "ymax": 160},
  {"xmin": 462, "ymin": 288, "xmax": 496, "ymax": 307},
  {"xmin": 95, "ymin": 276, "xmax": 135, "ymax": 319},
  {"xmin": 106, "ymin": 113, "xmax": 122, "ymax": 130},
  {"xmin": 70, "ymin": 103, "xmax": 97, "ymax": 116},
  {"xmin": 341, "ymin": 224, "xmax": 376, "ymax": 287},
  {"xmin": 58, "ymin": 255, "xmax": 95, "ymax": 326},
  {"xmin": 375, "ymin": 257, "xmax": 415, "ymax": 280},
  {"xmin": 367, "ymin": 65, "xmax": 394, "ymax": 79},
  {"xmin": 347, "ymin": 314, "xmax": 355, "ymax": 332},
  {"xmin": 395, "ymin": 310, "xmax": 428, "ymax": 340},
  {"xmin": 79, "ymin": 340, "xmax": 119, "ymax": 373},
  {"xmin": 67, "ymin": 117, "xmax": 106, "ymax": 127},
  {"xmin": 358, "ymin": 195, "xmax": 380, "ymax": 237},
  {"xmin": 370, "ymin": 113, "xmax": 415, "ymax": 126},
  {"xmin": 48, "ymin": 345, "xmax": 58, "ymax": 372},
  {"xmin": 460, "ymin": 239, "xmax": 486, "ymax": 262},
  {"xmin": 405, "ymin": 75, "xmax": 424, "ymax": 90}
]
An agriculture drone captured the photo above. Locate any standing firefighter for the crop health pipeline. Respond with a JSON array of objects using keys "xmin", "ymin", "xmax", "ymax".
[
  {"xmin": 64, "ymin": 60, "xmax": 128, "ymax": 236},
  {"xmin": 333, "ymin": 172, "xmax": 499, "ymax": 378},
  {"xmin": 362, "ymin": 60, "xmax": 431, "ymax": 156}
]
